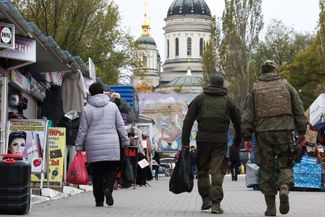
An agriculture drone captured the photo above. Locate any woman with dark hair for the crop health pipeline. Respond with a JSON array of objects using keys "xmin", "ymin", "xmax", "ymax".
[
  {"xmin": 8, "ymin": 131, "xmax": 27, "ymax": 154},
  {"xmin": 75, "ymin": 82, "xmax": 129, "ymax": 207}
]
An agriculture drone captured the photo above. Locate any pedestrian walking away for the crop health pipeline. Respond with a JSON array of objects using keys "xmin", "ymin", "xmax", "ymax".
[
  {"xmin": 152, "ymin": 150, "xmax": 160, "ymax": 180},
  {"xmin": 75, "ymin": 82, "xmax": 129, "ymax": 207},
  {"xmin": 182, "ymin": 73, "xmax": 241, "ymax": 214},
  {"xmin": 242, "ymin": 60, "xmax": 307, "ymax": 216}
]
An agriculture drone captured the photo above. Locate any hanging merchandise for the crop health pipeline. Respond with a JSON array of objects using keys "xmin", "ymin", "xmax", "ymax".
[
  {"xmin": 8, "ymin": 92, "xmax": 28, "ymax": 115},
  {"xmin": 305, "ymin": 124, "xmax": 318, "ymax": 145},
  {"xmin": 57, "ymin": 110, "xmax": 80, "ymax": 146},
  {"xmin": 61, "ymin": 70, "xmax": 87, "ymax": 114}
]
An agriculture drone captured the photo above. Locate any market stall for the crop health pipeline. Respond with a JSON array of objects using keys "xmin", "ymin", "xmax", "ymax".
[{"xmin": 294, "ymin": 94, "xmax": 325, "ymax": 190}]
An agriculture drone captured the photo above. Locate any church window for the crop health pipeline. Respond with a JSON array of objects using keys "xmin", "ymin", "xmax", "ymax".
[
  {"xmin": 187, "ymin": 37, "xmax": 192, "ymax": 55},
  {"xmin": 143, "ymin": 55, "xmax": 148, "ymax": 67},
  {"xmin": 175, "ymin": 38, "xmax": 179, "ymax": 56},
  {"xmin": 167, "ymin": 40, "xmax": 170, "ymax": 58},
  {"xmin": 200, "ymin": 38, "xmax": 204, "ymax": 56}
]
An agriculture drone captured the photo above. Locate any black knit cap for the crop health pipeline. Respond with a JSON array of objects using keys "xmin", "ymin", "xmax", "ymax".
[{"xmin": 209, "ymin": 74, "xmax": 224, "ymax": 86}]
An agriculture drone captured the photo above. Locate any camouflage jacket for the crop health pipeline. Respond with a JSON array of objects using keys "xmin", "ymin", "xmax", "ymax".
[
  {"xmin": 242, "ymin": 74, "xmax": 307, "ymax": 140},
  {"xmin": 182, "ymin": 86, "xmax": 241, "ymax": 145}
]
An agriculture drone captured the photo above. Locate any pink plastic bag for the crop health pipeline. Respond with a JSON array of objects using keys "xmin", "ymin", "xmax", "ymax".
[{"xmin": 66, "ymin": 151, "xmax": 89, "ymax": 185}]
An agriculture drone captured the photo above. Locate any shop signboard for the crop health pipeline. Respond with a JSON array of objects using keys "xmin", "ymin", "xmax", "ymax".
[
  {"xmin": 0, "ymin": 22, "xmax": 15, "ymax": 49},
  {"xmin": 31, "ymin": 128, "xmax": 65, "ymax": 183},
  {"xmin": 0, "ymin": 37, "xmax": 35, "ymax": 62},
  {"xmin": 6, "ymin": 119, "xmax": 48, "ymax": 174},
  {"xmin": 11, "ymin": 69, "xmax": 31, "ymax": 93}
]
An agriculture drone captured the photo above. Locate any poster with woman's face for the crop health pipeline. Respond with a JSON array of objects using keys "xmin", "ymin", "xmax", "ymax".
[{"xmin": 7, "ymin": 119, "xmax": 47, "ymax": 173}]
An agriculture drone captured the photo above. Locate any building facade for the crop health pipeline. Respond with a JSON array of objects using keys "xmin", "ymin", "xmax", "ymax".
[
  {"xmin": 160, "ymin": 0, "xmax": 212, "ymax": 85},
  {"xmin": 133, "ymin": 6, "xmax": 161, "ymax": 89}
]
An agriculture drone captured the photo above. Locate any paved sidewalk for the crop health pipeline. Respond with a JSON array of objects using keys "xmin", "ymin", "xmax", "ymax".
[{"xmin": 9, "ymin": 175, "xmax": 325, "ymax": 217}]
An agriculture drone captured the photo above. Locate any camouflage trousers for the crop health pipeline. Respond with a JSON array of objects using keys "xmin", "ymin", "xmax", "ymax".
[
  {"xmin": 256, "ymin": 131, "xmax": 294, "ymax": 197},
  {"xmin": 196, "ymin": 142, "xmax": 228, "ymax": 203}
]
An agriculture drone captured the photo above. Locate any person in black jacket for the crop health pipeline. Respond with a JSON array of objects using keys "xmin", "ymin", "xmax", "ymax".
[
  {"xmin": 229, "ymin": 145, "xmax": 241, "ymax": 181},
  {"xmin": 182, "ymin": 74, "xmax": 241, "ymax": 214},
  {"xmin": 153, "ymin": 151, "xmax": 160, "ymax": 180}
]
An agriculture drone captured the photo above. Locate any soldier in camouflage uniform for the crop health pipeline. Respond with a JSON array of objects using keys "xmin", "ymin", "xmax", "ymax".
[
  {"xmin": 242, "ymin": 60, "xmax": 307, "ymax": 216},
  {"xmin": 182, "ymin": 74, "xmax": 241, "ymax": 214}
]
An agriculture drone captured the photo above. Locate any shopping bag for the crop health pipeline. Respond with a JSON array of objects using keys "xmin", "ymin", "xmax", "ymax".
[
  {"xmin": 123, "ymin": 156, "xmax": 134, "ymax": 183},
  {"xmin": 66, "ymin": 151, "xmax": 89, "ymax": 185},
  {"xmin": 245, "ymin": 162, "xmax": 259, "ymax": 187},
  {"xmin": 169, "ymin": 150, "xmax": 193, "ymax": 194}
]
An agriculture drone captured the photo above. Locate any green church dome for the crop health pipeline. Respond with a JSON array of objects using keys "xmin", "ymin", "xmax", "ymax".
[
  {"xmin": 136, "ymin": 35, "xmax": 156, "ymax": 46},
  {"xmin": 166, "ymin": 75, "xmax": 202, "ymax": 87},
  {"xmin": 167, "ymin": 0, "xmax": 212, "ymax": 17}
]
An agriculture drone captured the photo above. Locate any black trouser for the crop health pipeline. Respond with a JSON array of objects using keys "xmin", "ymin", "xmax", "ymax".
[
  {"xmin": 230, "ymin": 160, "xmax": 241, "ymax": 181},
  {"xmin": 197, "ymin": 142, "xmax": 228, "ymax": 203},
  {"xmin": 153, "ymin": 165, "xmax": 159, "ymax": 179},
  {"xmin": 89, "ymin": 161, "xmax": 118, "ymax": 204}
]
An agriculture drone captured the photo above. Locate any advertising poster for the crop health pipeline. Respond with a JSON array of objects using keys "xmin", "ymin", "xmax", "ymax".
[
  {"xmin": 138, "ymin": 93, "xmax": 198, "ymax": 152},
  {"xmin": 32, "ymin": 128, "xmax": 66, "ymax": 183},
  {"xmin": 7, "ymin": 119, "xmax": 47, "ymax": 173}
]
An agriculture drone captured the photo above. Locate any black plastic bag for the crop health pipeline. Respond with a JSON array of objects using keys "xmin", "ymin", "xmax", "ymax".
[
  {"xmin": 123, "ymin": 156, "xmax": 134, "ymax": 183},
  {"xmin": 169, "ymin": 150, "xmax": 194, "ymax": 194}
]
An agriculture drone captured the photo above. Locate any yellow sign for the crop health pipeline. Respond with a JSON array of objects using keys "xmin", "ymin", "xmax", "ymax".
[{"xmin": 32, "ymin": 128, "xmax": 65, "ymax": 183}]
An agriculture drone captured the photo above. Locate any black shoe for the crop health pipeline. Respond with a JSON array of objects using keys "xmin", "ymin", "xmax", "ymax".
[
  {"xmin": 96, "ymin": 203, "xmax": 103, "ymax": 207},
  {"xmin": 104, "ymin": 189, "xmax": 114, "ymax": 206},
  {"xmin": 211, "ymin": 203, "xmax": 224, "ymax": 214},
  {"xmin": 201, "ymin": 198, "xmax": 212, "ymax": 210},
  {"xmin": 279, "ymin": 185, "xmax": 289, "ymax": 214}
]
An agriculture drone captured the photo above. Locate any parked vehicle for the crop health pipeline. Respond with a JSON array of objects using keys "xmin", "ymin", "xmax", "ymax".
[{"xmin": 159, "ymin": 158, "xmax": 176, "ymax": 177}]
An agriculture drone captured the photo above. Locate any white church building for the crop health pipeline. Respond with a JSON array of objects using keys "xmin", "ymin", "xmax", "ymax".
[{"xmin": 134, "ymin": 0, "xmax": 213, "ymax": 93}]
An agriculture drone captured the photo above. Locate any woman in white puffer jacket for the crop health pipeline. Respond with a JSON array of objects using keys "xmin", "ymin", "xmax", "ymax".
[{"xmin": 75, "ymin": 83, "xmax": 128, "ymax": 207}]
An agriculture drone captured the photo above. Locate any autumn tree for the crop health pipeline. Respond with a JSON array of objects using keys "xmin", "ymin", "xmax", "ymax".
[
  {"xmin": 253, "ymin": 19, "xmax": 313, "ymax": 78},
  {"xmin": 202, "ymin": 16, "xmax": 219, "ymax": 86},
  {"xmin": 281, "ymin": 1, "xmax": 325, "ymax": 108},
  {"xmin": 13, "ymin": 0, "xmax": 138, "ymax": 84},
  {"xmin": 218, "ymin": 0, "xmax": 263, "ymax": 107}
]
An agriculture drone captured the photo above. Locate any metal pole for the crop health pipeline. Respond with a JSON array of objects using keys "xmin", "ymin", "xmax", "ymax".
[{"xmin": 0, "ymin": 76, "xmax": 8, "ymax": 154}]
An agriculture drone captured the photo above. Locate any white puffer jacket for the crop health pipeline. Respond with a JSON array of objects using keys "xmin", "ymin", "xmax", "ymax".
[{"xmin": 75, "ymin": 94, "xmax": 129, "ymax": 163}]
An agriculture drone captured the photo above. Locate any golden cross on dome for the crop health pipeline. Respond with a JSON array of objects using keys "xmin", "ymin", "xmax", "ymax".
[{"xmin": 141, "ymin": 1, "xmax": 151, "ymax": 36}]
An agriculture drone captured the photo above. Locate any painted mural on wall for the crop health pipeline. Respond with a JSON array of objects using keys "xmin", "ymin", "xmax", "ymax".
[{"xmin": 139, "ymin": 93, "xmax": 198, "ymax": 152}]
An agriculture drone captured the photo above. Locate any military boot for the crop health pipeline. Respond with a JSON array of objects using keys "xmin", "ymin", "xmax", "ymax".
[
  {"xmin": 201, "ymin": 197, "xmax": 212, "ymax": 210},
  {"xmin": 264, "ymin": 196, "xmax": 276, "ymax": 216},
  {"xmin": 211, "ymin": 203, "xmax": 224, "ymax": 214},
  {"xmin": 279, "ymin": 184, "xmax": 289, "ymax": 215}
]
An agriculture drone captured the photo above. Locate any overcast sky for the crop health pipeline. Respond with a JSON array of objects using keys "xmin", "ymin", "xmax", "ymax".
[{"xmin": 115, "ymin": 0, "xmax": 320, "ymax": 62}]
